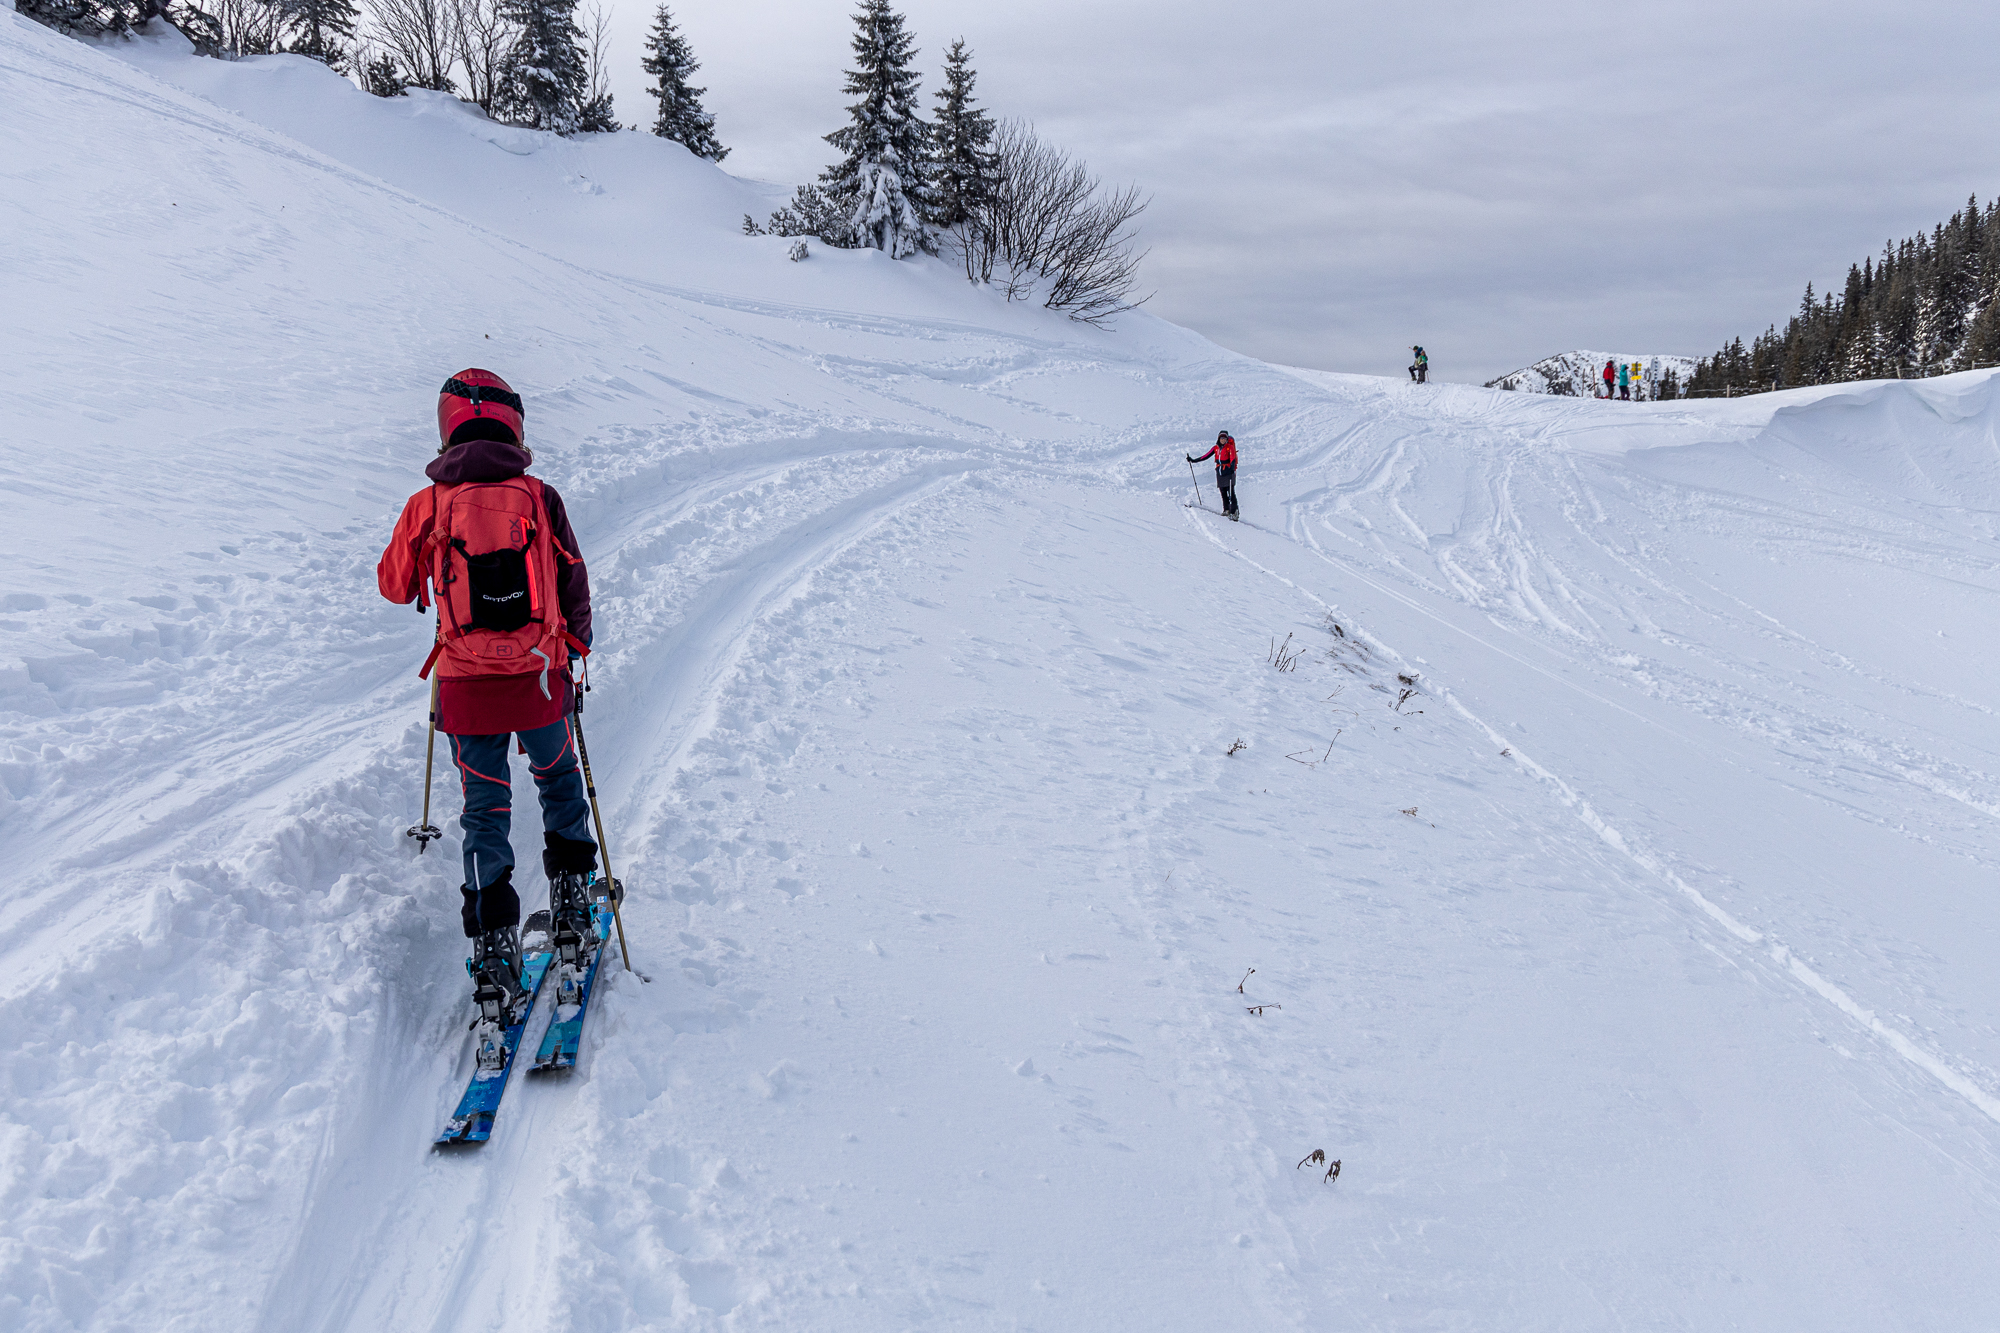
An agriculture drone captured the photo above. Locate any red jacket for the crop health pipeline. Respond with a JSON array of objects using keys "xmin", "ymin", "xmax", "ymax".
[
  {"xmin": 379, "ymin": 439, "xmax": 591, "ymax": 735},
  {"xmin": 1193, "ymin": 437, "xmax": 1239, "ymax": 469}
]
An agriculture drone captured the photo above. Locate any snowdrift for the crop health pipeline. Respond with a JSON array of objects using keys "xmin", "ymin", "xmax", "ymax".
[{"xmin": 6, "ymin": 15, "xmax": 2000, "ymax": 1330}]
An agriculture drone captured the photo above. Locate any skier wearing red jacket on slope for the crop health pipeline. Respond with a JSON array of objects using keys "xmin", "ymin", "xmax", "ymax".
[
  {"xmin": 1602, "ymin": 359, "xmax": 1617, "ymax": 399},
  {"xmin": 1188, "ymin": 430, "xmax": 1241, "ymax": 520},
  {"xmin": 377, "ymin": 369, "xmax": 598, "ymax": 1013}
]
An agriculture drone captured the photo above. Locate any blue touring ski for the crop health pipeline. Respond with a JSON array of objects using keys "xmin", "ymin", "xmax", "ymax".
[
  {"xmin": 532, "ymin": 873, "xmax": 620, "ymax": 1073},
  {"xmin": 531, "ymin": 938, "xmax": 604, "ymax": 1071},
  {"xmin": 436, "ymin": 915, "xmax": 555, "ymax": 1146}
]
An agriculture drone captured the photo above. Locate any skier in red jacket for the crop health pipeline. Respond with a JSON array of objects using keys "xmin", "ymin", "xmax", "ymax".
[
  {"xmin": 1602, "ymin": 359, "xmax": 1617, "ymax": 399},
  {"xmin": 1188, "ymin": 430, "xmax": 1240, "ymax": 520},
  {"xmin": 377, "ymin": 369, "xmax": 598, "ymax": 1014}
]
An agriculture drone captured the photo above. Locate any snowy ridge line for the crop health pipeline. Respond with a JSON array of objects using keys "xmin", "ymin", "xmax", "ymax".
[
  {"xmin": 1180, "ymin": 501, "xmax": 2000, "ymax": 1129},
  {"xmin": 0, "ymin": 39, "xmax": 557, "ymax": 270},
  {"xmin": 28, "ymin": 25, "xmax": 930, "ymax": 364},
  {"xmin": 1304, "ymin": 382, "xmax": 2000, "ymax": 860},
  {"xmin": 610, "ymin": 270, "xmax": 1134, "ymax": 346}
]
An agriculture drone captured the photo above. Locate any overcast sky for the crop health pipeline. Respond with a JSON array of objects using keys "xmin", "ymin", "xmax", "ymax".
[{"xmin": 591, "ymin": 0, "xmax": 2000, "ymax": 384}]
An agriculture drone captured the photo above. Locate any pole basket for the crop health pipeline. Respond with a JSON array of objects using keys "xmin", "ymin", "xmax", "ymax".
[{"xmin": 406, "ymin": 822, "xmax": 443, "ymax": 852}]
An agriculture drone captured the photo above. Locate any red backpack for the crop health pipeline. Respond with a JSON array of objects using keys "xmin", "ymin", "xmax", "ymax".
[{"xmin": 418, "ymin": 478, "xmax": 577, "ymax": 695}]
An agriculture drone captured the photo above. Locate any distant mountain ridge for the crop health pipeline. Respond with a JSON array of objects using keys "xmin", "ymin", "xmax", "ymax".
[{"xmin": 1488, "ymin": 350, "xmax": 1697, "ymax": 397}]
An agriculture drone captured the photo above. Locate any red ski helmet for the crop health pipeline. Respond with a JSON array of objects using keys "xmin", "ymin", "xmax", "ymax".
[{"xmin": 437, "ymin": 368, "xmax": 524, "ymax": 446}]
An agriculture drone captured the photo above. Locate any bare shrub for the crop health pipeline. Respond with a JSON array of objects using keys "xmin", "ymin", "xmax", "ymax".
[
  {"xmin": 369, "ymin": 0, "xmax": 456, "ymax": 91},
  {"xmin": 581, "ymin": 1, "xmax": 616, "ymax": 127},
  {"xmin": 448, "ymin": 0, "xmax": 512, "ymax": 114},
  {"xmin": 211, "ymin": 0, "xmax": 286, "ymax": 54},
  {"xmin": 961, "ymin": 121, "xmax": 1150, "ymax": 325}
]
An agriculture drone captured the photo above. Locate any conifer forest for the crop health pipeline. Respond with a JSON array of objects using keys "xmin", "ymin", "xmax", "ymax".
[{"xmin": 1687, "ymin": 196, "xmax": 2000, "ymax": 395}]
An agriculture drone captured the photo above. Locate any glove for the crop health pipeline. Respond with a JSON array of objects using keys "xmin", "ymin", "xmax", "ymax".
[{"xmin": 1186, "ymin": 454, "xmax": 1195, "ymax": 462}]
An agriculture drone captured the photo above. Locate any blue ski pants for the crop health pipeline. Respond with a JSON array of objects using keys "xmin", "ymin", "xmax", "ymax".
[{"xmin": 450, "ymin": 716, "xmax": 594, "ymax": 931}]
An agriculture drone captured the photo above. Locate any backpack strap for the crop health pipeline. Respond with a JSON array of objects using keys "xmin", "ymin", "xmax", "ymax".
[{"xmin": 414, "ymin": 485, "xmax": 441, "ymax": 612}]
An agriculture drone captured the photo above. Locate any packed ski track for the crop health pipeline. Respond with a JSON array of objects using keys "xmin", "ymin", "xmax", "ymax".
[{"xmin": 7, "ymin": 15, "xmax": 2000, "ymax": 1330}]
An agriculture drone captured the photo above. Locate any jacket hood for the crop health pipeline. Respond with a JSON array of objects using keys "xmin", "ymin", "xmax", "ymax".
[{"xmin": 426, "ymin": 438, "xmax": 533, "ymax": 485}]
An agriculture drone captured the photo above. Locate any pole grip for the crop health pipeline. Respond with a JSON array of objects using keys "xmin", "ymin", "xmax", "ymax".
[{"xmin": 408, "ymin": 675, "xmax": 441, "ymax": 852}]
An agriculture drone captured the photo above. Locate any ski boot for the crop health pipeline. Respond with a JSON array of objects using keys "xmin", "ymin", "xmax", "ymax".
[
  {"xmin": 547, "ymin": 872, "xmax": 624, "ymax": 1004},
  {"xmin": 544, "ymin": 835, "xmax": 614, "ymax": 1009},
  {"xmin": 547, "ymin": 869, "xmax": 595, "ymax": 1009},
  {"xmin": 467, "ymin": 925, "xmax": 528, "ymax": 1072}
]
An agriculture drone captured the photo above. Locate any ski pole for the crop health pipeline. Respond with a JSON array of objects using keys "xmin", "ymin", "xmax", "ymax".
[
  {"xmin": 571, "ymin": 666, "xmax": 634, "ymax": 973},
  {"xmin": 406, "ymin": 676, "xmax": 443, "ymax": 853},
  {"xmin": 1187, "ymin": 457, "xmax": 1204, "ymax": 509}
]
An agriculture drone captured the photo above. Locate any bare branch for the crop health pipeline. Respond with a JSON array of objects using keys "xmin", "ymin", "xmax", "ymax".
[
  {"xmin": 583, "ymin": 0, "xmax": 614, "ymax": 116},
  {"xmin": 210, "ymin": 0, "xmax": 286, "ymax": 55},
  {"xmin": 446, "ymin": 0, "xmax": 511, "ymax": 113},
  {"xmin": 964, "ymin": 121, "xmax": 1151, "ymax": 324},
  {"xmin": 368, "ymin": 0, "xmax": 457, "ymax": 92}
]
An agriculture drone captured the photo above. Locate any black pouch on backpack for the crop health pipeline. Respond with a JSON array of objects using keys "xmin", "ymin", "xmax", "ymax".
[{"xmin": 457, "ymin": 541, "xmax": 533, "ymax": 632}]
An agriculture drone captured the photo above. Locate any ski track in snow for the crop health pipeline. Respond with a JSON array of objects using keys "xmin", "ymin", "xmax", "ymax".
[
  {"xmin": 8, "ymin": 16, "xmax": 2000, "ymax": 1330},
  {"xmin": 1190, "ymin": 499, "xmax": 2000, "ymax": 1127}
]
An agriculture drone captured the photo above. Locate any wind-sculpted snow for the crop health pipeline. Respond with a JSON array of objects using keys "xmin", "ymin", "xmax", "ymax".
[{"xmin": 5, "ymin": 14, "xmax": 2000, "ymax": 1330}]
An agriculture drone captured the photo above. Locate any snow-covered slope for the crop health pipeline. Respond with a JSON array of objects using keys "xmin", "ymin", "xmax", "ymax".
[
  {"xmin": 7, "ymin": 16, "xmax": 2000, "ymax": 1330},
  {"xmin": 1489, "ymin": 348, "xmax": 1697, "ymax": 395}
]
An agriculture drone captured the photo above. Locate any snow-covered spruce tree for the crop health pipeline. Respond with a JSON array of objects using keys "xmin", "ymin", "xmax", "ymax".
[
  {"xmin": 17, "ymin": 0, "xmax": 147, "ymax": 37},
  {"xmin": 283, "ymin": 0, "xmax": 358, "ymax": 68},
  {"xmin": 15, "ymin": 0, "xmax": 96, "ymax": 35},
  {"xmin": 166, "ymin": 1, "xmax": 226, "ymax": 54},
  {"xmin": 362, "ymin": 51, "xmax": 407, "ymax": 96},
  {"xmin": 495, "ymin": 0, "xmax": 612, "ymax": 134},
  {"xmin": 820, "ymin": 0, "xmax": 934, "ymax": 258},
  {"xmin": 1968, "ymin": 293, "xmax": 2000, "ymax": 367},
  {"xmin": 641, "ymin": 5, "xmax": 727, "ymax": 160},
  {"xmin": 928, "ymin": 37, "xmax": 997, "ymax": 230},
  {"xmin": 756, "ymin": 183, "xmax": 855, "ymax": 247}
]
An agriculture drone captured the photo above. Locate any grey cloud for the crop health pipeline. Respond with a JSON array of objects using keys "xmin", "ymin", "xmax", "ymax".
[{"xmin": 602, "ymin": 0, "xmax": 2000, "ymax": 383}]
